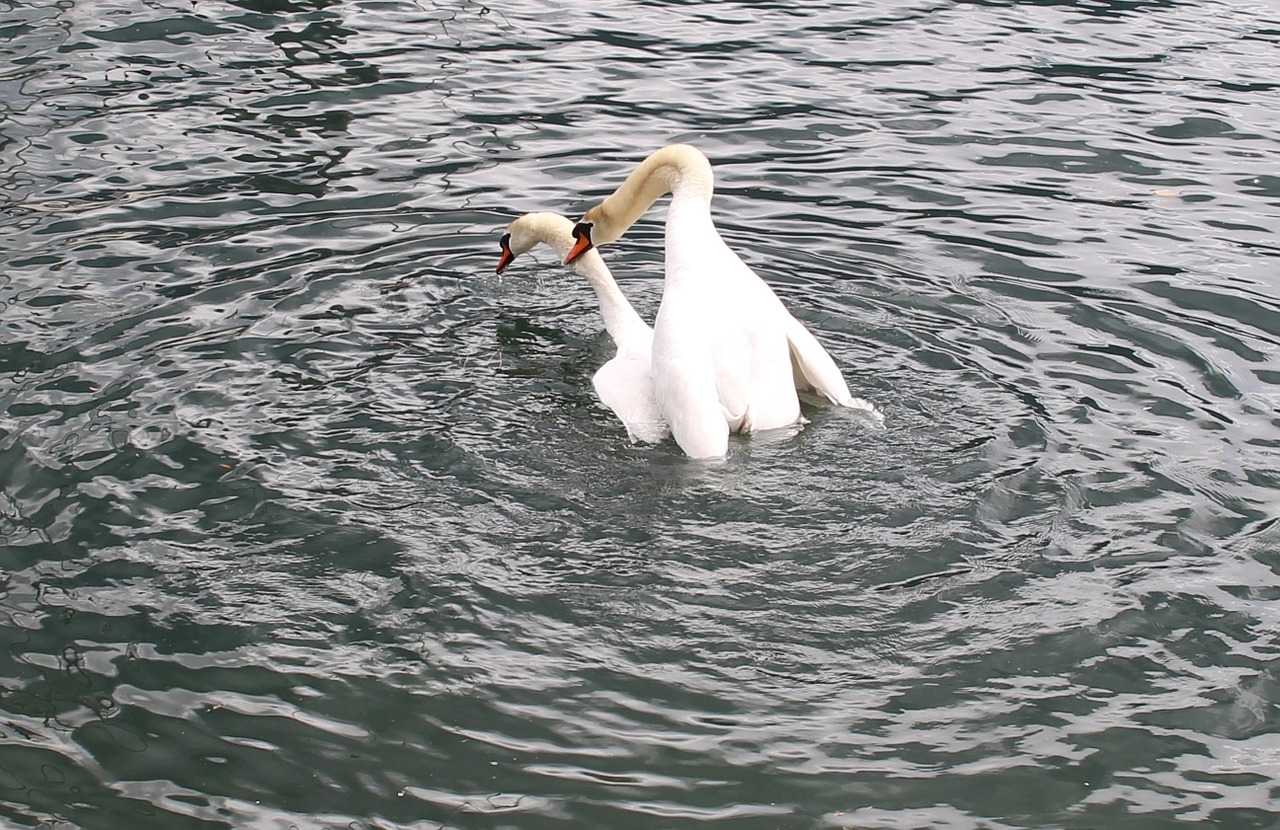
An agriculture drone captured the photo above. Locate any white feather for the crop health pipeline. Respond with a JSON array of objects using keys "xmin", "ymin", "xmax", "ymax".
[{"xmin": 573, "ymin": 145, "xmax": 881, "ymax": 458}]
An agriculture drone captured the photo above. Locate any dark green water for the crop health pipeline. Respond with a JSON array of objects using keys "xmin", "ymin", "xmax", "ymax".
[{"xmin": 3, "ymin": 0, "xmax": 1280, "ymax": 827}]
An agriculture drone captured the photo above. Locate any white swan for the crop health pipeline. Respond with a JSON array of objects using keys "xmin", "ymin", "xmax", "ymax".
[
  {"xmin": 564, "ymin": 144, "xmax": 880, "ymax": 459},
  {"xmin": 497, "ymin": 212, "xmax": 668, "ymax": 445}
]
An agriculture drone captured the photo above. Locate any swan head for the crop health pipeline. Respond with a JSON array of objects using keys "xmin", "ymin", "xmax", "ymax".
[
  {"xmin": 496, "ymin": 212, "xmax": 577, "ymax": 274},
  {"xmin": 563, "ymin": 204, "xmax": 619, "ymax": 265},
  {"xmin": 496, "ymin": 232, "xmax": 516, "ymax": 274}
]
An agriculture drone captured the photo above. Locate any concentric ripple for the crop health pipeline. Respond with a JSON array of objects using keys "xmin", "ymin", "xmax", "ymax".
[{"xmin": 2, "ymin": 0, "xmax": 1278, "ymax": 828}]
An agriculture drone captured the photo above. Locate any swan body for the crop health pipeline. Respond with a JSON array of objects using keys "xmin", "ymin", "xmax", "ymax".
[
  {"xmin": 497, "ymin": 212, "xmax": 667, "ymax": 444},
  {"xmin": 566, "ymin": 144, "xmax": 879, "ymax": 459}
]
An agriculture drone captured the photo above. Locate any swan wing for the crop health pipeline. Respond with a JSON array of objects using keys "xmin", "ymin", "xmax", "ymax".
[
  {"xmin": 781, "ymin": 312, "xmax": 851, "ymax": 403},
  {"xmin": 592, "ymin": 355, "xmax": 669, "ymax": 444},
  {"xmin": 783, "ymin": 312, "xmax": 882, "ymax": 417}
]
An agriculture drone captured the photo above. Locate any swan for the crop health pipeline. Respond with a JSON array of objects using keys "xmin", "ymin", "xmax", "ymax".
[
  {"xmin": 497, "ymin": 212, "xmax": 668, "ymax": 445},
  {"xmin": 564, "ymin": 143, "xmax": 880, "ymax": 459}
]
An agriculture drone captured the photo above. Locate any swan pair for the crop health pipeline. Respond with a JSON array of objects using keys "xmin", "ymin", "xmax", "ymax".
[{"xmin": 496, "ymin": 144, "xmax": 879, "ymax": 459}]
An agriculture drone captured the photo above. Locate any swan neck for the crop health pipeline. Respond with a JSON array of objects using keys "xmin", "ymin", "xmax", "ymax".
[
  {"xmin": 574, "ymin": 255, "xmax": 649, "ymax": 344},
  {"xmin": 593, "ymin": 144, "xmax": 713, "ymax": 245}
]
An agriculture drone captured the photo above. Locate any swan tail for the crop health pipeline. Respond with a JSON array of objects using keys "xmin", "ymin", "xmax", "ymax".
[{"xmin": 656, "ymin": 366, "xmax": 730, "ymax": 458}]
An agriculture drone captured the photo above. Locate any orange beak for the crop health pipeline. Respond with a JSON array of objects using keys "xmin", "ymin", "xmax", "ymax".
[
  {"xmin": 564, "ymin": 222, "xmax": 593, "ymax": 265},
  {"xmin": 496, "ymin": 234, "xmax": 515, "ymax": 274}
]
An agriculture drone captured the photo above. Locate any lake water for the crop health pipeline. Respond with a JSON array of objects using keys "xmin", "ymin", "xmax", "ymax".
[{"xmin": 3, "ymin": 0, "xmax": 1280, "ymax": 827}]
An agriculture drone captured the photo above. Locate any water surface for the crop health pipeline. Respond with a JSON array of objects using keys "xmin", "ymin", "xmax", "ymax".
[{"xmin": 2, "ymin": 0, "xmax": 1280, "ymax": 828}]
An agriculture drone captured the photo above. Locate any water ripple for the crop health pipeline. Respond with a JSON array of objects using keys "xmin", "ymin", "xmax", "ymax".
[{"xmin": 2, "ymin": 0, "xmax": 1279, "ymax": 828}]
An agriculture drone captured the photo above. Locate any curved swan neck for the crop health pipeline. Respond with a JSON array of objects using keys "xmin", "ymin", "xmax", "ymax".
[
  {"xmin": 572, "ymin": 256, "xmax": 650, "ymax": 347},
  {"xmin": 587, "ymin": 144, "xmax": 714, "ymax": 245}
]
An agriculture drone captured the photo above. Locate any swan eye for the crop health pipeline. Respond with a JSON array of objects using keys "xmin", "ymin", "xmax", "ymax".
[{"xmin": 571, "ymin": 222, "xmax": 593, "ymax": 242}]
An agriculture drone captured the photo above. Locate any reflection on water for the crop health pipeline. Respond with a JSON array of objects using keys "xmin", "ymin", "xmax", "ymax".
[{"xmin": 2, "ymin": 0, "xmax": 1279, "ymax": 827}]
